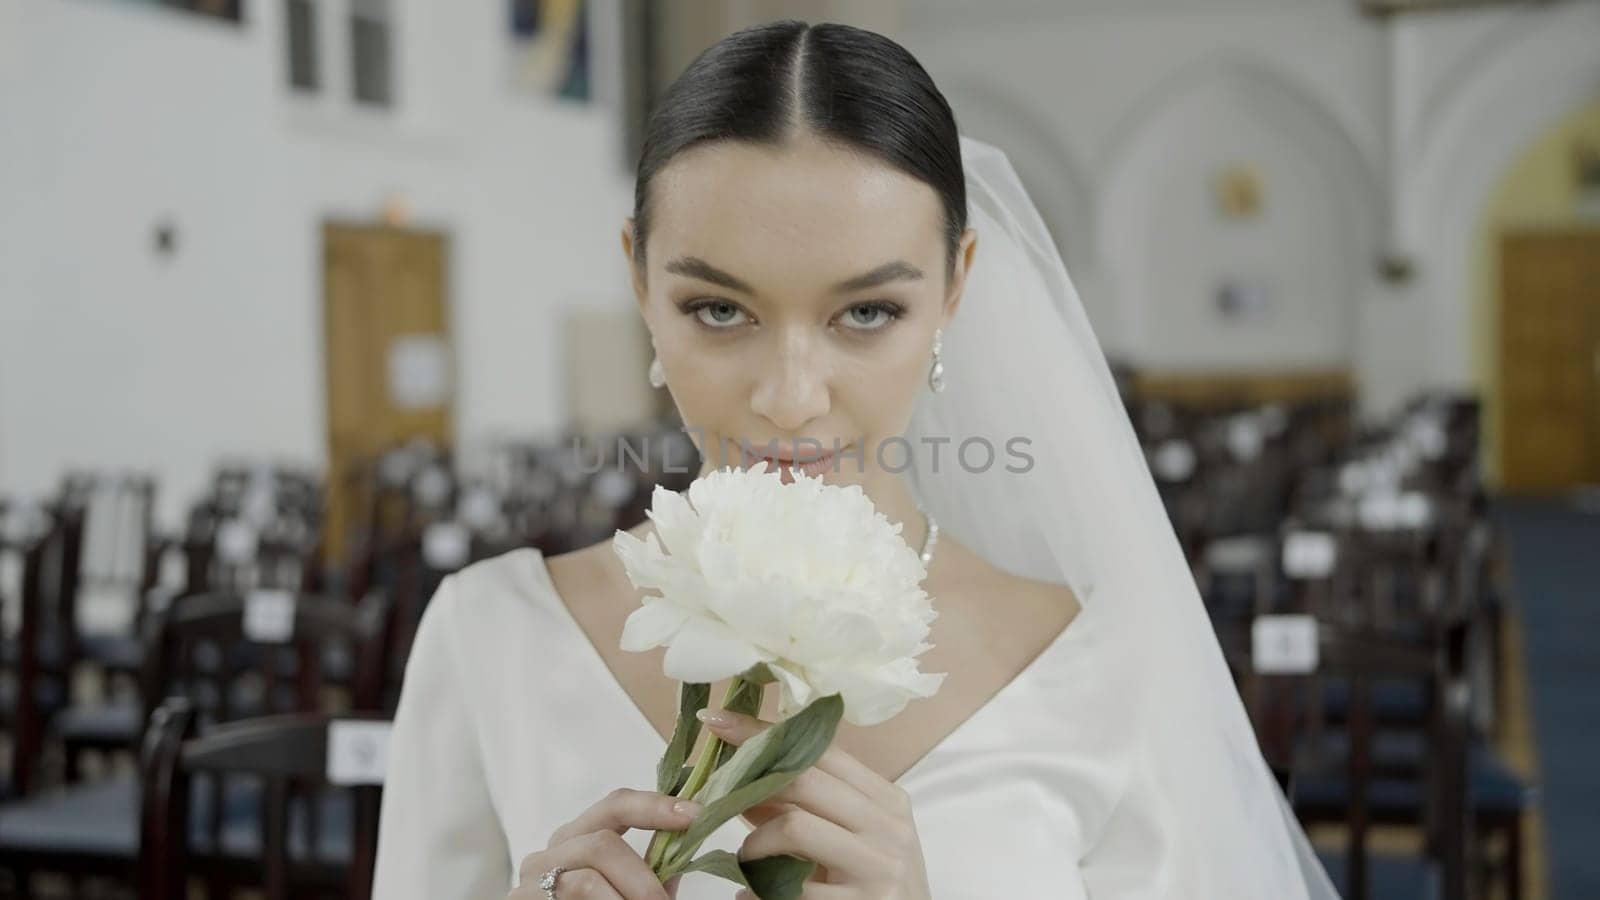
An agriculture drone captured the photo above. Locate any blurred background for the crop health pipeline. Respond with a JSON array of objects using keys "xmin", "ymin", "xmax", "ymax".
[{"xmin": 0, "ymin": 0, "xmax": 1596, "ymax": 898}]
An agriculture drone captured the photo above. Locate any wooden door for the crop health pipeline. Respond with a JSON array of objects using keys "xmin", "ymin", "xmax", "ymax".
[
  {"xmin": 323, "ymin": 223, "xmax": 452, "ymax": 563},
  {"xmin": 1499, "ymin": 227, "xmax": 1600, "ymax": 495}
]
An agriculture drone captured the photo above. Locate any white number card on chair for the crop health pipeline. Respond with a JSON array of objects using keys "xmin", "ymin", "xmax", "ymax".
[
  {"xmin": 243, "ymin": 588, "xmax": 296, "ymax": 643},
  {"xmin": 1281, "ymin": 532, "xmax": 1337, "ymax": 579},
  {"xmin": 327, "ymin": 720, "xmax": 393, "ymax": 786},
  {"xmin": 216, "ymin": 519, "xmax": 259, "ymax": 564},
  {"xmin": 1252, "ymin": 615, "xmax": 1319, "ymax": 674},
  {"xmin": 423, "ymin": 521, "xmax": 471, "ymax": 570},
  {"xmin": 1151, "ymin": 439, "xmax": 1197, "ymax": 483}
]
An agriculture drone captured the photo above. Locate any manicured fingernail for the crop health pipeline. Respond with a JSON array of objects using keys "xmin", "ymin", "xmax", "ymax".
[
  {"xmin": 696, "ymin": 708, "xmax": 732, "ymax": 728},
  {"xmin": 672, "ymin": 799, "xmax": 701, "ymax": 817},
  {"xmin": 734, "ymin": 891, "xmax": 754, "ymax": 900}
]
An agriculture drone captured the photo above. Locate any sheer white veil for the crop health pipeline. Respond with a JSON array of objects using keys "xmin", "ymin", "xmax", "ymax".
[{"xmin": 904, "ymin": 134, "xmax": 1339, "ymax": 898}]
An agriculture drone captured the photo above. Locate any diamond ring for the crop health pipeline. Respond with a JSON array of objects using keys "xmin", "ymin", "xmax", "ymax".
[{"xmin": 538, "ymin": 864, "xmax": 567, "ymax": 899}]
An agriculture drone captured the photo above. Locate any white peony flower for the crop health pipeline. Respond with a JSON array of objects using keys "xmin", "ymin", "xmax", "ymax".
[{"xmin": 612, "ymin": 463, "xmax": 945, "ymax": 727}]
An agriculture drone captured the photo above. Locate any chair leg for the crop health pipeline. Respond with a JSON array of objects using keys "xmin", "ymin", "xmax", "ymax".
[
  {"xmin": 63, "ymin": 740, "xmax": 82, "ymax": 784},
  {"xmin": 1505, "ymin": 815, "xmax": 1523, "ymax": 900}
]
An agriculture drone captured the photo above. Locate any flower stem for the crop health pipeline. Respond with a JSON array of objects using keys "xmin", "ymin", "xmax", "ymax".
[{"xmin": 646, "ymin": 678, "xmax": 746, "ymax": 873}]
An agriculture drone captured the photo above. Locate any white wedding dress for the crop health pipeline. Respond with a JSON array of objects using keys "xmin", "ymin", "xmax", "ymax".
[{"xmin": 372, "ymin": 546, "xmax": 1179, "ymax": 899}]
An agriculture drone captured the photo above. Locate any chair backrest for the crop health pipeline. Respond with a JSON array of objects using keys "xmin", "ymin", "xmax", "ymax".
[
  {"xmin": 71, "ymin": 471, "xmax": 157, "ymax": 590},
  {"xmin": 1216, "ymin": 617, "xmax": 1470, "ymax": 900},
  {"xmin": 140, "ymin": 588, "xmax": 392, "ymax": 731},
  {"xmin": 0, "ymin": 521, "xmax": 53, "ymax": 796},
  {"xmin": 34, "ymin": 493, "xmax": 88, "ymax": 666},
  {"xmin": 180, "ymin": 499, "xmax": 322, "ymax": 596},
  {"xmin": 139, "ymin": 698, "xmax": 390, "ymax": 900}
]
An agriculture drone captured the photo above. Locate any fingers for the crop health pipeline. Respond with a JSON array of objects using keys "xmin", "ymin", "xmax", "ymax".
[
  {"xmin": 736, "ymin": 806, "xmax": 883, "ymax": 888},
  {"xmin": 523, "ymin": 789, "xmax": 702, "ymax": 900},
  {"xmin": 513, "ymin": 862, "xmax": 626, "ymax": 899},
  {"xmin": 517, "ymin": 830, "xmax": 668, "ymax": 900},
  {"xmin": 550, "ymin": 788, "xmax": 701, "ymax": 847},
  {"xmin": 743, "ymin": 767, "xmax": 892, "ymax": 835},
  {"xmin": 739, "ymin": 800, "xmax": 792, "ymax": 829}
]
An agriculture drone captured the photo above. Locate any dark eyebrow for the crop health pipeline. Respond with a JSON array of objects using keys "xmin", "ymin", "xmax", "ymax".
[
  {"xmin": 664, "ymin": 256, "xmax": 755, "ymax": 294},
  {"xmin": 830, "ymin": 260, "xmax": 924, "ymax": 293},
  {"xmin": 663, "ymin": 256, "xmax": 924, "ymax": 296}
]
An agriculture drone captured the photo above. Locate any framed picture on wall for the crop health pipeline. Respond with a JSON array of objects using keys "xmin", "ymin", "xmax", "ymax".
[
  {"xmin": 1216, "ymin": 277, "xmax": 1274, "ymax": 322},
  {"xmin": 509, "ymin": 0, "xmax": 591, "ymax": 103}
]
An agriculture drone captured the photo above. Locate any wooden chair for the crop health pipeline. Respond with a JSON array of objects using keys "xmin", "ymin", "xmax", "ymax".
[
  {"xmin": 181, "ymin": 502, "xmax": 322, "ymax": 597},
  {"xmin": 1217, "ymin": 617, "xmax": 1471, "ymax": 900},
  {"xmin": 140, "ymin": 698, "xmax": 388, "ymax": 900},
  {"xmin": 0, "ymin": 587, "xmax": 390, "ymax": 894},
  {"xmin": 0, "ymin": 517, "xmax": 58, "ymax": 801},
  {"xmin": 52, "ymin": 501, "xmax": 325, "ymax": 784},
  {"xmin": 64, "ymin": 472, "xmax": 164, "ymax": 679}
]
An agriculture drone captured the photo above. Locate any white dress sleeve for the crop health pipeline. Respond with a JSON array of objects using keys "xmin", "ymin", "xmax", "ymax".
[{"xmin": 373, "ymin": 574, "xmax": 514, "ymax": 900}]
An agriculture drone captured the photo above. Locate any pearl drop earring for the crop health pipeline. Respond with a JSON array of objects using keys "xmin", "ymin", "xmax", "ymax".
[
  {"xmin": 928, "ymin": 328, "xmax": 946, "ymax": 393},
  {"xmin": 648, "ymin": 356, "xmax": 666, "ymax": 389}
]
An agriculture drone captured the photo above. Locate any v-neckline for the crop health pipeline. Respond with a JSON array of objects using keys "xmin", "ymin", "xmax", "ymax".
[{"xmin": 525, "ymin": 548, "xmax": 1085, "ymax": 788}]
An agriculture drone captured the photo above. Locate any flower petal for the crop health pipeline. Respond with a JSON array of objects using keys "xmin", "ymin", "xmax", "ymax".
[
  {"xmin": 787, "ymin": 607, "xmax": 882, "ymax": 662},
  {"xmin": 767, "ymin": 661, "xmax": 816, "ymax": 712},
  {"xmin": 619, "ymin": 601, "xmax": 693, "ymax": 652},
  {"xmin": 661, "ymin": 616, "xmax": 764, "ymax": 683}
]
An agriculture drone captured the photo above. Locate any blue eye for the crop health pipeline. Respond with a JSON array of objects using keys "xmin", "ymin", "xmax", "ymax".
[
  {"xmin": 838, "ymin": 301, "xmax": 905, "ymax": 332},
  {"xmin": 688, "ymin": 300, "xmax": 749, "ymax": 329}
]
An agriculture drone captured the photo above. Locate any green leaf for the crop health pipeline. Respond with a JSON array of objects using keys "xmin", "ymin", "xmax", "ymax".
[
  {"xmin": 661, "ymin": 695, "xmax": 844, "ymax": 871},
  {"xmin": 665, "ymin": 770, "xmax": 792, "ymax": 869},
  {"xmin": 674, "ymin": 849, "xmax": 750, "ymax": 885},
  {"xmin": 739, "ymin": 662, "xmax": 778, "ymax": 685},
  {"xmin": 657, "ymin": 682, "xmax": 710, "ymax": 794},
  {"xmin": 739, "ymin": 693, "xmax": 842, "ymax": 781},
  {"xmin": 742, "ymin": 854, "xmax": 817, "ymax": 900},
  {"xmin": 672, "ymin": 850, "xmax": 816, "ymax": 900},
  {"xmin": 668, "ymin": 764, "xmax": 694, "ymax": 795},
  {"xmin": 724, "ymin": 678, "xmax": 764, "ymax": 717}
]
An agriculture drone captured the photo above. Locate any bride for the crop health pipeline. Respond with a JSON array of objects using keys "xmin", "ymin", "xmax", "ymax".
[{"xmin": 373, "ymin": 19, "xmax": 1338, "ymax": 900}]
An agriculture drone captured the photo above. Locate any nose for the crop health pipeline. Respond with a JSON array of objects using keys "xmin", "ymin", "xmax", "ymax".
[{"xmin": 749, "ymin": 332, "xmax": 830, "ymax": 433}]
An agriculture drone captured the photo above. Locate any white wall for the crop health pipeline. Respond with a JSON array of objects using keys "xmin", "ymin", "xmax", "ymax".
[
  {"xmin": 0, "ymin": 0, "xmax": 636, "ymax": 527},
  {"xmin": 901, "ymin": 0, "xmax": 1600, "ymax": 417},
  {"xmin": 902, "ymin": 3, "xmax": 1386, "ymax": 377}
]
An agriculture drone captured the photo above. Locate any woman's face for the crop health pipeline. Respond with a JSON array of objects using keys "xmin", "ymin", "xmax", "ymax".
[{"xmin": 621, "ymin": 134, "xmax": 977, "ymax": 492}]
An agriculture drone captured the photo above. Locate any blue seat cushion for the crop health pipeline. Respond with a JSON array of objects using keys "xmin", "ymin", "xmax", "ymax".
[
  {"xmin": 0, "ymin": 774, "xmax": 139, "ymax": 859},
  {"xmin": 1317, "ymin": 848, "xmax": 1441, "ymax": 899},
  {"xmin": 0, "ymin": 676, "xmax": 67, "ymax": 718},
  {"xmin": 1323, "ymin": 678, "xmax": 1430, "ymax": 725},
  {"xmin": 1298, "ymin": 729, "xmax": 1427, "ymax": 774},
  {"xmin": 79, "ymin": 634, "xmax": 146, "ymax": 672},
  {"xmin": 1294, "ymin": 745, "xmax": 1534, "ymax": 820},
  {"xmin": 50, "ymin": 702, "xmax": 144, "ymax": 747},
  {"xmin": 2, "ymin": 630, "xmax": 143, "ymax": 673},
  {"xmin": 0, "ymin": 773, "xmax": 355, "ymax": 863}
]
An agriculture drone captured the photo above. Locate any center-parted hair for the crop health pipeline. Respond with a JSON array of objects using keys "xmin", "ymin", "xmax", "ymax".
[{"xmin": 631, "ymin": 20, "xmax": 966, "ymax": 281}]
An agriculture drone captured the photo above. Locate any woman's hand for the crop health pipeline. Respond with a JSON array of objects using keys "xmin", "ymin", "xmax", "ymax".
[
  {"xmin": 702, "ymin": 709, "xmax": 934, "ymax": 900},
  {"xmin": 510, "ymin": 788, "xmax": 698, "ymax": 900}
]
